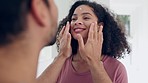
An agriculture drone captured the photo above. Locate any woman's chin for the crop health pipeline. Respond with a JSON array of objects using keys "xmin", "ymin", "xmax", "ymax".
[{"xmin": 72, "ymin": 34, "xmax": 87, "ymax": 41}]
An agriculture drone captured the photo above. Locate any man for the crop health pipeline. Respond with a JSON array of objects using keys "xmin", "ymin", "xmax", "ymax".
[{"xmin": 0, "ymin": 0, "xmax": 71, "ymax": 83}]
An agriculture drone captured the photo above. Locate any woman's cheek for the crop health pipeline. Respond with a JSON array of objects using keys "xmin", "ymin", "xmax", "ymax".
[{"xmin": 85, "ymin": 22, "xmax": 92, "ymax": 29}]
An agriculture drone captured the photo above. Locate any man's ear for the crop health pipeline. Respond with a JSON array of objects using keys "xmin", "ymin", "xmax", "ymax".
[{"xmin": 31, "ymin": 0, "xmax": 48, "ymax": 27}]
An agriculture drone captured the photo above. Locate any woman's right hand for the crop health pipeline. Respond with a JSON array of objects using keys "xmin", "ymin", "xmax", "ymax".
[{"xmin": 58, "ymin": 22, "xmax": 72, "ymax": 58}]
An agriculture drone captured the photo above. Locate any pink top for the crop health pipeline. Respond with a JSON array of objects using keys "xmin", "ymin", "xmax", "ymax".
[{"xmin": 56, "ymin": 56, "xmax": 128, "ymax": 83}]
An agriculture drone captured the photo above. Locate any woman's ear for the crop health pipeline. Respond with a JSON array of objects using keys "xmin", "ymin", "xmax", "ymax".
[
  {"xmin": 98, "ymin": 22, "xmax": 104, "ymax": 31},
  {"xmin": 98, "ymin": 22, "xmax": 104, "ymax": 26}
]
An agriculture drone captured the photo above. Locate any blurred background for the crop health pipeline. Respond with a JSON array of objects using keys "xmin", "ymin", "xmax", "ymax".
[{"xmin": 37, "ymin": 0, "xmax": 148, "ymax": 83}]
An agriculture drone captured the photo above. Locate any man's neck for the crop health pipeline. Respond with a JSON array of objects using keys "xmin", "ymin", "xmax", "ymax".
[{"xmin": 0, "ymin": 41, "xmax": 41, "ymax": 83}]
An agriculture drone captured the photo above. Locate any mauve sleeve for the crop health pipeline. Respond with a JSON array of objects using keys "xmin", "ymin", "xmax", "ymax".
[{"xmin": 114, "ymin": 63, "xmax": 128, "ymax": 83}]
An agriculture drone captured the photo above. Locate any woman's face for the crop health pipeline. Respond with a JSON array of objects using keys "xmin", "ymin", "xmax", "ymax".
[{"xmin": 70, "ymin": 5, "xmax": 98, "ymax": 42}]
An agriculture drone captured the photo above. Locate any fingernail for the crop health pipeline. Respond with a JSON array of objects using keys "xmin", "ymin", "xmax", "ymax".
[{"xmin": 67, "ymin": 21, "xmax": 69, "ymax": 25}]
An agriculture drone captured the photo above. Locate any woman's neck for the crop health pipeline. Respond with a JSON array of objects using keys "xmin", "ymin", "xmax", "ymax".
[
  {"xmin": 72, "ymin": 52, "xmax": 84, "ymax": 62},
  {"xmin": 72, "ymin": 51, "xmax": 104, "ymax": 62}
]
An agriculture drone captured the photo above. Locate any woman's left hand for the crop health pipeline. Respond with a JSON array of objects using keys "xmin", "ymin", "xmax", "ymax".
[{"xmin": 76, "ymin": 22, "xmax": 103, "ymax": 65}]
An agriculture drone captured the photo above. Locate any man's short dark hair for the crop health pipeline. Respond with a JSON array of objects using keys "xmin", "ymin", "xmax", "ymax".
[{"xmin": 0, "ymin": 0, "xmax": 49, "ymax": 46}]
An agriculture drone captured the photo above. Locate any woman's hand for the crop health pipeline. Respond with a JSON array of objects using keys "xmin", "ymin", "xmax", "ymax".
[
  {"xmin": 76, "ymin": 22, "xmax": 103, "ymax": 65},
  {"xmin": 58, "ymin": 22, "xmax": 72, "ymax": 58}
]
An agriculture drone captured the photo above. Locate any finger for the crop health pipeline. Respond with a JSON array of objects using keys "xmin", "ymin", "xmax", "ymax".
[
  {"xmin": 98, "ymin": 25, "xmax": 103, "ymax": 43},
  {"xmin": 99, "ymin": 25, "xmax": 103, "ymax": 34},
  {"xmin": 88, "ymin": 23, "xmax": 94, "ymax": 41},
  {"xmin": 59, "ymin": 26, "xmax": 65, "ymax": 39},
  {"xmin": 94, "ymin": 22, "xmax": 98, "ymax": 40},
  {"xmin": 67, "ymin": 33, "xmax": 71, "ymax": 47},
  {"xmin": 63, "ymin": 22, "xmax": 70, "ymax": 36},
  {"xmin": 100, "ymin": 25, "xmax": 104, "ymax": 43},
  {"xmin": 76, "ymin": 34, "xmax": 84, "ymax": 49}
]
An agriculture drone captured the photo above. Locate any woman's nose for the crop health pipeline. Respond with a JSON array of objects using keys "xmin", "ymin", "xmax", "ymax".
[{"xmin": 75, "ymin": 19, "xmax": 83, "ymax": 25}]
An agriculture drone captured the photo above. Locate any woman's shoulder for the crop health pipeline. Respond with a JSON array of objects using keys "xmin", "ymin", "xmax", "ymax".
[
  {"xmin": 102, "ymin": 55, "xmax": 123, "ymax": 66},
  {"xmin": 102, "ymin": 55, "xmax": 128, "ymax": 82},
  {"xmin": 102, "ymin": 55, "xmax": 127, "ymax": 72}
]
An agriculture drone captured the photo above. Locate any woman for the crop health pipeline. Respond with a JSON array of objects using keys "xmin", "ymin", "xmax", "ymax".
[{"xmin": 56, "ymin": 1, "xmax": 131, "ymax": 83}]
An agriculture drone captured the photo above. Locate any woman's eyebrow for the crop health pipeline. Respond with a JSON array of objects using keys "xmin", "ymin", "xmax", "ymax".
[
  {"xmin": 72, "ymin": 12, "xmax": 92, "ymax": 16},
  {"xmin": 81, "ymin": 12, "xmax": 92, "ymax": 16}
]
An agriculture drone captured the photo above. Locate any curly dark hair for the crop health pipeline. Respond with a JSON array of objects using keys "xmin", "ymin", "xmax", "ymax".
[
  {"xmin": 57, "ymin": 0, "xmax": 131, "ymax": 58},
  {"xmin": 0, "ymin": 0, "xmax": 49, "ymax": 46}
]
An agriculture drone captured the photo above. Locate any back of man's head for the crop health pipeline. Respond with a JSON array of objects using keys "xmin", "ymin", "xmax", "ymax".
[{"xmin": 0, "ymin": 0, "xmax": 31, "ymax": 46}]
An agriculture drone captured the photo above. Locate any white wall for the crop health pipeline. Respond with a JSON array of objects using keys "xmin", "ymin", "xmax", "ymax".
[
  {"xmin": 110, "ymin": 0, "xmax": 148, "ymax": 83},
  {"xmin": 37, "ymin": 0, "xmax": 148, "ymax": 83}
]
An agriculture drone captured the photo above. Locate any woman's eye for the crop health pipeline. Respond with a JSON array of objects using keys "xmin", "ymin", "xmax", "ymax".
[
  {"xmin": 71, "ymin": 18, "xmax": 77, "ymax": 21},
  {"xmin": 83, "ymin": 17, "xmax": 90, "ymax": 20}
]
